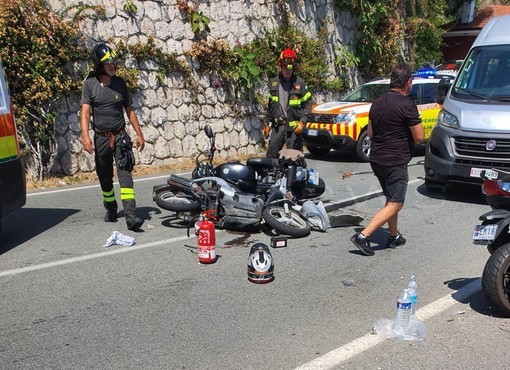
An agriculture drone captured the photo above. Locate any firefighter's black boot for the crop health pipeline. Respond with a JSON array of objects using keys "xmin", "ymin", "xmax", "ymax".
[
  {"xmin": 123, "ymin": 199, "xmax": 144, "ymax": 230},
  {"xmin": 103, "ymin": 201, "xmax": 118, "ymax": 222}
]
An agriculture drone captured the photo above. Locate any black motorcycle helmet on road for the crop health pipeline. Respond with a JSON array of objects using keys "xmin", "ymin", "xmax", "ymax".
[{"xmin": 247, "ymin": 243, "xmax": 274, "ymax": 283}]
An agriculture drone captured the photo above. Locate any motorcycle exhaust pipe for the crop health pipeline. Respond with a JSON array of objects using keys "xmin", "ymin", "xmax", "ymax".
[{"xmin": 168, "ymin": 175, "xmax": 193, "ymax": 191}]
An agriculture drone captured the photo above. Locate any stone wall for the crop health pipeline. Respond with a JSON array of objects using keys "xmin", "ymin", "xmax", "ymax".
[{"xmin": 47, "ymin": 0, "xmax": 358, "ymax": 175}]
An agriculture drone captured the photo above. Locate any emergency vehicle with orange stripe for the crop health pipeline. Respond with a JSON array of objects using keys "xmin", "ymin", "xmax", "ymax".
[
  {"xmin": 303, "ymin": 76, "xmax": 444, "ymax": 161},
  {"xmin": 0, "ymin": 59, "xmax": 26, "ymax": 236}
]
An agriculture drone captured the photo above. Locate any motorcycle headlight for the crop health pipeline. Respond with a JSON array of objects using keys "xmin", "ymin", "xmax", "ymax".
[{"xmin": 437, "ymin": 109, "xmax": 459, "ymax": 129}]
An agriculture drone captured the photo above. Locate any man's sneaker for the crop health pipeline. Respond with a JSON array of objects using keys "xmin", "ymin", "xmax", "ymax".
[
  {"xmin": 350, "ymin": 232, "xmax": 374, "ymax": 256},
  {"xmin": 386, "ymin": 234, "xmax": 406, "ymax": 249}
]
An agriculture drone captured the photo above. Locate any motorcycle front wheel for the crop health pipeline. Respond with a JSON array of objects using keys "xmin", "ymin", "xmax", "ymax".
[
  {"xmin": 262, "ymin": 204, "xmax": 311, "ymax": 238},
  {"xmin": 154, "ymin": 190, "xmax": 202, "ymax": 212},
  {"xmin": 482, "ymin": 243, "xmax": 510, "ymax": 316}
]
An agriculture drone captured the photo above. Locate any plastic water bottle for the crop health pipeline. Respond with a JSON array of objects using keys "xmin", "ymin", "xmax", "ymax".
[
  {"xmin": 407, "ymin": 275, "xmax": 418, "ymax": 316},
  {"xmin": 393, "ymin": 288, "xmax": 412, "ymax": 338}
]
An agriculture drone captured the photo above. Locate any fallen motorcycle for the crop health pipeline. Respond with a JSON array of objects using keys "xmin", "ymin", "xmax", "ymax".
[
  {"xmin": 473, "ymin": 169, "xmax": 510, "ymax": 315},
  {"xmin": 153, "ymin": 170, "xmax": 311, "ymax": 237},
  {"xmin": 191, "ymin": 125, "xmax": 325, "ymax": 201}
]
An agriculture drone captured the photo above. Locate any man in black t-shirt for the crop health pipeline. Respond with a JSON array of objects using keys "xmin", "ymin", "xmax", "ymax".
[
  {"xmin": 80, "ymin": 43, "xmax": 146, "ymax": 231},
  {"xmin": 350, "ymin": 62, "xmax": 425, "ymax": 256}
]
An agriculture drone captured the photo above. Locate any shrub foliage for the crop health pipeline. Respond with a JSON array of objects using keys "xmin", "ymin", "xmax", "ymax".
[{"xmin": 0, "ymin": 0, "xmax": 91, "ymax": 179}]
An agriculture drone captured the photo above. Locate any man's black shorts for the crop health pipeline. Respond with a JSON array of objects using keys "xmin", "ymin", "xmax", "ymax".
[{"xmin": 370, "ymin": 163, "xmax": 408, "ymax": 203}]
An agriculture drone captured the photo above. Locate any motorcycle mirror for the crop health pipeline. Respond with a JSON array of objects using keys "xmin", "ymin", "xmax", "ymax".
[
  {"xmin": 205, "ymin": 125, "xmax": 214, "ymax": 139},
  {"xmin": 204, "ymin": 125, "xmax": 215, "ymax": 147}
]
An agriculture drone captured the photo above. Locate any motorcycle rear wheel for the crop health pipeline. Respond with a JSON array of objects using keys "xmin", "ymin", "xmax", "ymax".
[
  {"xmin": 262, "ymin": 204, "xmax": 311, "ymax": 238},
  {"xmin": 482, "ymin": 243, "xmax": 510, "ymax": 316},
  {"xmin": 154, "ymin": 190, "xmax": 202, "ymax": 212}
]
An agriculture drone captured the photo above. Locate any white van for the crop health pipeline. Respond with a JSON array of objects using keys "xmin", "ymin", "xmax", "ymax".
[{"xmin": 424, "ymin": 15, "xmax": 510, "ymax": 190}]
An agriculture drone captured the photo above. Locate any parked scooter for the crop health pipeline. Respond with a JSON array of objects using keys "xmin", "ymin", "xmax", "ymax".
[
  {"xmin": 191, "ymin": 125, "xmax": 325, "ymax": 201},
  {"xmin": 473, "ymin": 169, "xmax": 510, "ymax": 315}
]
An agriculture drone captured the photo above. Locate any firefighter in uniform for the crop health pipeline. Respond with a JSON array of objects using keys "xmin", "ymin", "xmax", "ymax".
[
  {"xmin": 80, "ymin": 43, "xmax": 145, "ymax": 231},
  {"xmin": 266, "ymin": 48, "xmax": 313, "ymax": 158}
]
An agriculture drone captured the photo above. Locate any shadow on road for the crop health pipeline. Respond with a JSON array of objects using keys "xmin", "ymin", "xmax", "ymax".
[
  {"xmin": 444, "ymin": 277, "xmax": 495, "ymax": 316},
  {"xmin": 305, "ymin": 150, "xmax": 360, "ymax": 164},
  {"xmin": 416, "ymin": 182, "xmax": 486, "ymax": 205},
  {"xmin": 1, "ymin": 208, "xmax": 80, "ymax": 255}
]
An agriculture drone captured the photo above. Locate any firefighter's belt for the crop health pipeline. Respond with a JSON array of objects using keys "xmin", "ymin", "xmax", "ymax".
[{"xmin": 96, "ymin": 129, "xmax": 126, "ymax": 149}]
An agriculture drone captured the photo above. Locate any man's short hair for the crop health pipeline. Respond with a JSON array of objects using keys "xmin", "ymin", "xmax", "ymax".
[{"xmin": 390, "ymin": 62, "xmax": 413, "ymax": 89}]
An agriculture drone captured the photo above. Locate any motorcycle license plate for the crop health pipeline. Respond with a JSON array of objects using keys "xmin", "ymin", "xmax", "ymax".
[
  {"xmin": 308, "ymin": 168, "xmax": 320, "ymax": 185},
  {"xmin": 473, "ymin": 224, "xmax": 498, "ymax": 241},
  {"xmin": 470, "ymin": 167, "xmax": 498, "ymax": 180}
]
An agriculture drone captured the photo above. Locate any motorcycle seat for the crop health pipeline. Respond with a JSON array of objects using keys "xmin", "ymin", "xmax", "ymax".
[{"xmin": 246, "ymin": 157, "xmax": 279, "ymax": 169}]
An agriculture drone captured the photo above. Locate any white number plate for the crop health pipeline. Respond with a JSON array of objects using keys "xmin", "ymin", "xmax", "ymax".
[
  {"xmin": 473, "ymin": 224, "xmax": 498, "ymax": 241},
  {"xmin": 306, "ymin": 129, "xmax": 318, "ymax": 136},
  {"xmin": 308, "ymin": 168, "xmax": 320, "ymax": 185},
  {"xmin": 470, "ymin": 167, "xmax": 498, "ymax": 179}
]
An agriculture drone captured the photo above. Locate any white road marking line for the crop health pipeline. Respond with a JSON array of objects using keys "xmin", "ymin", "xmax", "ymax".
[
  {"xmin": 0, "ymin": 235, "xmax": 190, "ymax": 277},
  {"xmin": 294, "ymin": 278, "xmax": 482, "ymax": 369}
]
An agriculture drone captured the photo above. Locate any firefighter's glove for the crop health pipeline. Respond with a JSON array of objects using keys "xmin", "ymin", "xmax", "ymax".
[
  {"xmin": 116, "ymin": 133, "xmax": 135, "ymax": 172},
  {"xmin": 294, "ymin": 121, "xmax": 304, "ymax": 135}
]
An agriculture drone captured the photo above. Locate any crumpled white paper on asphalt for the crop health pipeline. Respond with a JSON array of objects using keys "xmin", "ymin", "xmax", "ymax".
[{"xmin": 103, "ymin": 231, "xmax": 136, "ymax": 248}]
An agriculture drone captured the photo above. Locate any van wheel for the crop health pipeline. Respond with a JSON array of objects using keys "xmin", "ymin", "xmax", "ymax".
[
  {"xmin": 355, "ymin": 131, "xmax": 371, "ymax": 162},
  {"xmin": 306, "ymin": 146, "xmax": 330, "ymax": 157}
]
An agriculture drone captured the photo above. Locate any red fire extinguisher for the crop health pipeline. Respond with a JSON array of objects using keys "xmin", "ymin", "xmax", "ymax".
[{"xmin": 196, "ymin": 213, "xmax": 216, "ymax": 264}]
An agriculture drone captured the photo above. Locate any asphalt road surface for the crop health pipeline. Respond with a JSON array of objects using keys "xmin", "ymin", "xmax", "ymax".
[{"xmin": 1, "ymin": 152, "xmax": 509, "ymax": 369}]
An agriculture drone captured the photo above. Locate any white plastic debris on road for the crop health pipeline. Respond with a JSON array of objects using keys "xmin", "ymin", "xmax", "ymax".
[
  {"xmin": 300, "ymin": 200, "xmax": 331, "ymax": 231},
  {"xmin": 372, "ymin": 316, "xmax": 427, "ymax": 341}
]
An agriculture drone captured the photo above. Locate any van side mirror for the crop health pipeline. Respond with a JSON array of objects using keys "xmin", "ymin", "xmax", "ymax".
[{"xmin": 436, "ymin": 77, "xmax": 453, "ymax": 105}]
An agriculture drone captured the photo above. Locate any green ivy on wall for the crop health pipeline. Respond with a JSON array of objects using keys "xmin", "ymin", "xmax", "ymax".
[{"xmin": 335, "ymin": 0, "xmax": 454, "ymax": 79}]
